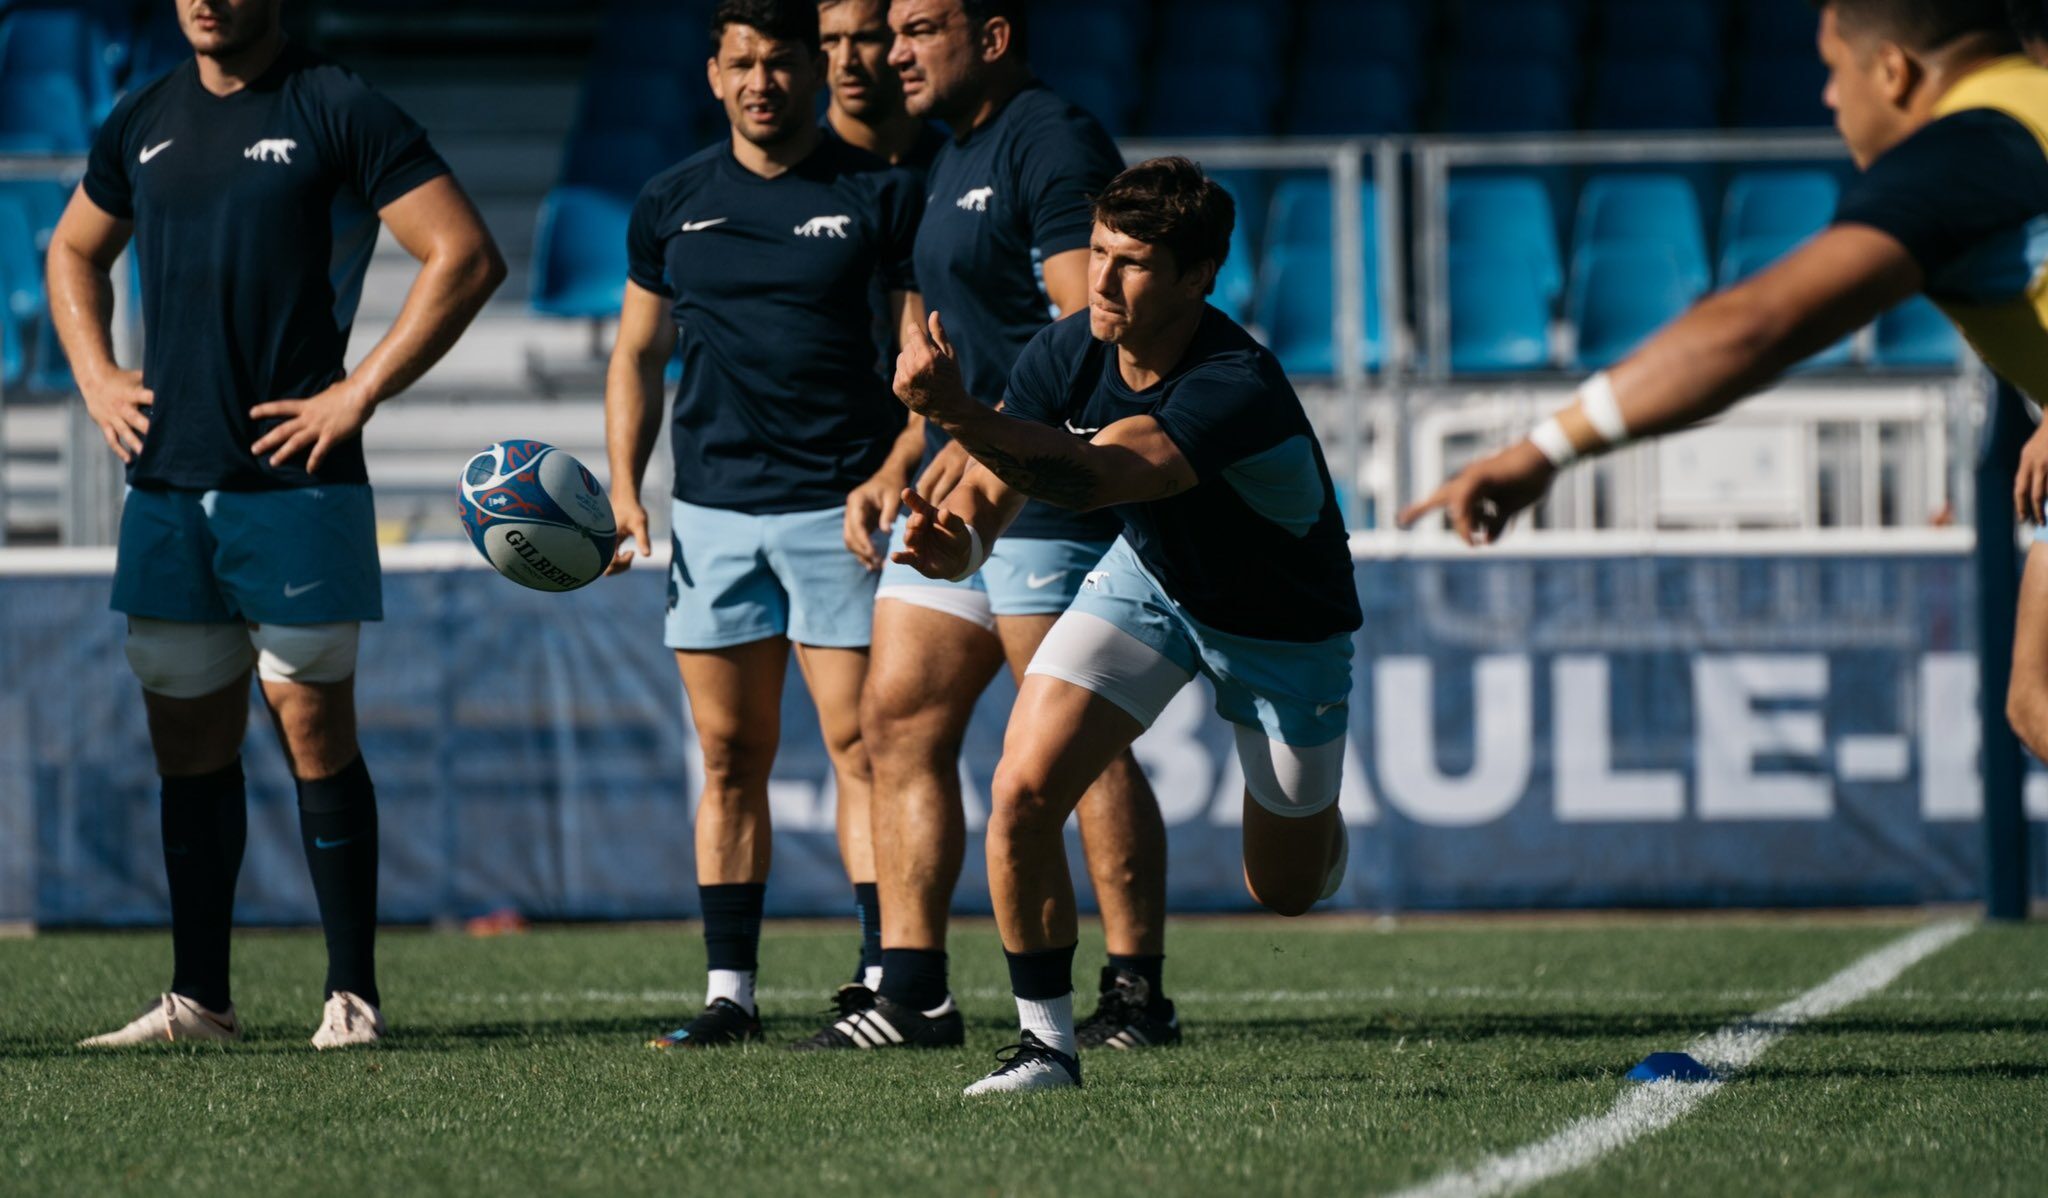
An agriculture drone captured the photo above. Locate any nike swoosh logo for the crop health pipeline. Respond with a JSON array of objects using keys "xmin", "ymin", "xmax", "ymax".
[
  {"xmin": 680, "ymin": 218, "xmax": 728, "ymax": 232},
  {"xmin": 139, "ymin": 140, "xmax": 173, "ymax": 163},
  {"xmin": 1316, "ymin": 703, "xmax": 1341, "ymax": 717},
  {"xmin": 283, "ymin": 581, "xmax": 326, "ymax": 598},
  {"xmin": 314, "ymin": 835, "xmax": 357, "ymax": 850},
  {"xmin": 1026, "ymin": 572, "xmax": 1066, "ymax": 589}
]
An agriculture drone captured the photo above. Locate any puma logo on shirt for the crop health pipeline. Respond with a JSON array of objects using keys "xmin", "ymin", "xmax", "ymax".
[
  {"xmin": 796, "ymin": 214, "xmax": 852, "ymax": 239},
  {"xmin": 243, "ymin": 138, "xmax": 297, "ymax": 164},
  {"xmin": 955, "ymin": 186, "xmax": 994, "ymax": 212}
]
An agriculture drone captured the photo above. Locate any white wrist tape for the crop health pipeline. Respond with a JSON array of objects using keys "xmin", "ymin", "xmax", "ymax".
[
  {"xmin": 1529, "ymin": 417, "xmax": 1578, "ymax": 468},
  {"xmin": 948, "ymin": 524, "xmax": 988, "ymax": 583},
  {"xmin": 1579, "ymin": 371, "xmax": 1630, "ymax": 447}
]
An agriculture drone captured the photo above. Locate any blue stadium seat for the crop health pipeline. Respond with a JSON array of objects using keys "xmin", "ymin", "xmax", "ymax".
[
  {"xmin": 1875, "ymin": 297, "xmax": 1963, "ymax": 368},
  {"xmin": 560, "ymin": 128, "xmax": 683, "ymax": 196},
  {"xmin": 1448, "ymin": 174, "xmax": 1563, "ymax": 302},
  {"xmin": 1588, "ymin": 55, "xmax": 1720, "ymax": 130},
  {"xmin": 1444, "ymin": 58, "xmax": 1575, "ymax": 133},
  {"xmin": 1597, "ymin": 0, "xmax": 1723, "ymax": 62},
  {"xmin": 577, "ymin": 69, "xmax": 700, "ymax": 140},
  {"xmin": 0, "ymin": 180, "xmax": 66, "ymax": 249},
  {"xmin": 0, "ymin": 72, "xmax": 90, "ymax": 153},
  {"xmin": 1573, "ymin": 174, "xmax": 1711, "ymax": 293},
  {"xmin": 1719, "ymin": 234, "xmax": 1854, "ymax": 367},
  {"xmin": 0, "ymin": 196, "xmax": 41, "ymax": 316},
  {"xmin": 1454, "ymin": 0, "xmax": 1580, "ymax": 63},
  {"xmin": 1264, "ymin": 178, "xmax": 1377, "ymax": 255},
  {"xmin": 1037, "ymin": 66, "xmax": 1138, "ymax": 137},
  {"xmin": 1207, "ymin": 172, "xmax": 1263, "ymax": 321},
  {"xmin": 125, "ymin": 13, "xmax": 191, "ymax": 87},
  {"xmin": 1208, "ymin": 168, "xmax": 1271, "ymax": 256},
  {"xmin": 530, "ymin": 186, "xmax": 632, "ymax": 320},
  {"xmin": 1733, "ymin": 52, "xmax": 1832, "ymax": 128},
  {"xmin": 29, "ymin": 310, "xmax": 70, "ymax": 392},
  {"xmin": 0, "ymin": 267, "xmax": 20, "ymax": 386},
  {"xmin": 1299, "ymin": 0, "xmax": 1423, "ymax": 68},
  {"xmin": 1029, "ymin": 0, "xmax": 1146, "ymax": 69},
  {"xmin": 1740, "ymin": 0, "xmax": 1817, "ymax": 53},
  {"xmin": 0, "ymin": 6, "xmax": 118, "ymax": 124},
  {"xmin": 1144, "ymin": 62, "xmax": 1277, "ymax": 137},
  {"xmin": 1449, "ymin": 249, "xmax": 1551, "ymax": 374},
  {"xmin": 594, "ymin": 2, "xmax": 712, "ymax": 68},
  {"xmin": 1156, "ymin": 0, "xmax": 1285, "ymax": 66},
  {"xmin": 1721, "ymin": 170, "xmax": 1839, "ymax": 246},
  {"xmin": 1256, "ymin": 244, "xmax": 1383, "ymax": 377},
  {"xmin": 1285, "ymin": 63, "xmax": 1418, "ymax": 136},
  {"xmin": 1569, "ymin": 244, "xmax": 1705, "ymax": 369}
]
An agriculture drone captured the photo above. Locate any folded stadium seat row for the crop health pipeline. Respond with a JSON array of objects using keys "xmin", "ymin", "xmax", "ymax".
[{"xmin": 1248, "ymin": 178, "xmax": 1384, "ymax": 376}]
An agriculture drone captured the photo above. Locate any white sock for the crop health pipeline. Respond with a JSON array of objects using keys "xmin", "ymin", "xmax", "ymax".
[
  {"xmin": 861, "ymin": 965, "xmax": 883, "ymax": 992},
  {"xmin": 1016, "ymin": 993, "xmax": 1075, "ymax": 1058},
  {"xmin": 707, "ymin": 968, "xmax": 756, "ymax": 1014}
]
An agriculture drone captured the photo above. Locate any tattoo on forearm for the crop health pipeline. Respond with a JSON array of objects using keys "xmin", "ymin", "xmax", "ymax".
[{"xmin": 966, "ymin": 439, "xmax": 1102, "ymax": 509}]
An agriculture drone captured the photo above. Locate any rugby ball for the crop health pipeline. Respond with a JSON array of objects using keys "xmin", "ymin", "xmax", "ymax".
[{"xmin": 458, "ymin": 440, "xmax": 618, "ymax": 592}]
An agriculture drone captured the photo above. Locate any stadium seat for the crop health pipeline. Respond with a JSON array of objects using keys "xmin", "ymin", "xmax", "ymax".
[
  {"xmin": 125, "ymin": 13, "xmax": 191, "ymax": 86},
  {"xmin": 29, "ymin": 310, "xmax": 70, "ymax": 392},
  {"xmin": 593, "ymin": 4, "xmax": 712, "ymax": 71},
  {"xmin": 1874, "ymin": 297, "xmax": 1964, "ymax": 368},
  {"xmin": 1587, "ymin": 55, "xmax": 1720, "ymax": 130},
  {"xmin": 0, "ymin": 180, "xmax": 65, "ymax": 250},
  {"xmin": 1036, "ymin": 68, "xmax": 1136, "ymax": 137},
  {"xmin": 530, "ymin": 186, "xmax": 633, "ymax": 320},
  {"xmin": 1718, "ymin": 234, "xmax": 1854, "ymax": 367},
  {"xmin": 1448, "ymin": 249, "xmax": 1551, "ymax": 374},
  {"xmin": 1256, "ymin": 243, "xmax": 1383, "ymax": 377},
  {"xmin": 1144, "ymin": 62, "xmax": 1277, "ymax": 138},
  {"xmin": 1207, "ymin": 173, "xmax": 1263, "ymax": 321},
  {"xmin": 1733, "ymin": 52, "xmax": 1832, "ymax": 128},
  {"xmin": 0, "ymin": 197, "xmax": 41, "ymax": 318},
  {"xmin": 1155, "ymin": 0, "xmax": 1285, "ymax": 67},
  {"xmin": 1573, "ymin": 174, "xmax": 1711, "ymax": 293},
  {"xmin": 1443, "ymin": 57, "xmax": 1575, "ymax": 134},
  {"xmin": 1029, "ymin": 0, "xmax": 1145, "ymax": 70},
  {"xmin": 1453, "ymin": 0, "xmax": 1581, "ymax": 64},
  {"xmin": 1597, "ymin": 0, "xmax": 1724, "ymax": 63},
  {"xmin": 1569, "ymin": 244, "xmax": 1705, "ymax": 369},
  {"xmin": 1284, "ymin": 63, "xmax": 1418, "ymax": 136},
  {"xmin": 576, "ymin": 69, "xmax": 700, "ymax": 142},
  {"xmin": 1721, "ymin": 170, "xmax": 1839, "ymax": 246},
  {"xmin": 0, "ymin": 72, "xmax": 91, "ymax": 153},
  {"xmin": 559, "ymin": 128, "xmax": 683, "ymax": 196},
  {"xmin": 1298, "ymin": 0, "xmax": 1423, "ymax": 69},
  {"xmin": 1448, "ymin": 174, "xmax": 1563, "ymax": 303},
  {"xmin": 0, "ymin": 269, "xmax": 19, "ymax": 386},
  {"xmin": 0, "ymin": 5, "xmax": 117, "ymax": 124},
  {"xmin": 1264, "ymin": 178, "xmax": 1377, "ymax": 256}
]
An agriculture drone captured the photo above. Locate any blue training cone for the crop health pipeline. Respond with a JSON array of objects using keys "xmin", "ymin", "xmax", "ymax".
[{"xmin": 1626, "ymin": 1052, "xmax": 1720, "ymax": 1083}]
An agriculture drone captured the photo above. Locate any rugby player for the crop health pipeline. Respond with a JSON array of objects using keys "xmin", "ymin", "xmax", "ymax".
[
  {"xmin": 890, "ymin": 158, "xmax": 1360, "ymax": 1094},
  {"xmin": 602, "ymin": 0, "xmax": 927, "ymax": 1049},
  {"xmin": 1396, "ymin": 1, "xmax": 2048, "ymax": 770},
  {"xmin": 820, "ymin": 0, "xmax": 944, "ymax": 169},
  {"xmin": 49, "ymin": 0, "xmax": 504, "ymax": 1047},
  {"xmin": 795, "ymin": 0, "xmax": 1182, "ymax": 1055}
]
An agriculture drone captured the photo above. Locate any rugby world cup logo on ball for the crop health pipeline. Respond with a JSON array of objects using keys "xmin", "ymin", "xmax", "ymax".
[{"xmin": 458, "ymin": 440, "xmax": 618, "ymax": 592}]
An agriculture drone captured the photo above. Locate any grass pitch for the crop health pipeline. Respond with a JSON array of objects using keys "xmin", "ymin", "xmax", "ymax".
[{"xmin": 2, "ymin": 915, "xmax": 2043, "ymax": 1196}]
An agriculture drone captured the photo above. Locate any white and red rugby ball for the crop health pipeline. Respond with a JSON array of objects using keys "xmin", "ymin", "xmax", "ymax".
[{"xmin": 458, "ymin": 440, "xmax": 618, "ymax": 592}]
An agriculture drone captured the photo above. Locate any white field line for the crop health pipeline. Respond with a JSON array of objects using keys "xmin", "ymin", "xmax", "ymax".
[{"xmin": 1385, "ymin": 918, "xmax": 1975, "ymax": 1198}]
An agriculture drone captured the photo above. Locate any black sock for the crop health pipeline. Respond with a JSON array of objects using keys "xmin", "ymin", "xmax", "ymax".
[
  {"xmin": 162, "ymin": 759, "xmax": 247, "ymax": 1014},
  {"xmin": 296, "ymin": 755, "xmax": 379, "ymax": 1009},
  {"xmin": 1006, "ymin": 943, "xmax": 1077, "ymax": 1001},
  {"xmin": 1109, "ymin": 952, "xmax": 1168, "ymax": 1008},
  {"xmin": 700, "ymin": 883, "xmax": 766, "ymax": 974},
  {"xmin": 878, "ymin": 947, "xmax": 949, "ymax": 1011},
  {"xmin": 852, "ymin": 883, "xmax": 882, "ymax": 981}
]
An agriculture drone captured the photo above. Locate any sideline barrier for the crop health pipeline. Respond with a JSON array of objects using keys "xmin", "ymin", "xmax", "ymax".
[{"xmin": 2, "ymin": 539, "xmax": 2042, "ymax": 927}]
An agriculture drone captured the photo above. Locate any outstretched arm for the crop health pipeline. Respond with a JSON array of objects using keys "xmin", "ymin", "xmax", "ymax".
[
  {"xmin": 894, "ymin": 311, "xmax": 1197, "ymax": 511},
  {"xmin": 1399, "ymin": 225, "xmax": 1924, "ymax": 545},
  {"xmin": 251, "ymin": 175, "xmax": 507, "ymax": 471}
]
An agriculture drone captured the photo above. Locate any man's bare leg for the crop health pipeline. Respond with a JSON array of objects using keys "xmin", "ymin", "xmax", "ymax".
[{"xmin": 795, "ymin": 643, "xmax": 884, "ymax": 987}]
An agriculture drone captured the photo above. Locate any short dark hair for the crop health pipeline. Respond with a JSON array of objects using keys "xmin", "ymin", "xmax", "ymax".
[
  {"xmin": 2009, "ymin": 0, "xmax": 2048, "ymax": 44},
  {"xmin": 960, "ymin": 0, "xmax": 1029, "ymax": 51},
  {"xmin": 1810, "ymin": 0, "xmax": 2018, "ymax": 53},
  {"xmin": 1090, "ymin": 157, "xmax": 1236, "ymax": 292},
  {"xmin": 712, "ymin": 0, "xmax": 821, "ymax": 55}
]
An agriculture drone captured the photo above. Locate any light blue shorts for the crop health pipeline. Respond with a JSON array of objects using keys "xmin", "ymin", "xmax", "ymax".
[
  {"xmin": 874, "ymin": 521, "xmax": 1109, "ymax": 629},
  {"xmin": 111, "ymin": 485, "xmax": 383, "ymax": 624},
  {"xmin": 666, "ymin": 498, "xmax": 877, "ymax": 651},
  {"xmin": 1052, "ymin": 538, "xmax": 1353, "ymax": 749}
]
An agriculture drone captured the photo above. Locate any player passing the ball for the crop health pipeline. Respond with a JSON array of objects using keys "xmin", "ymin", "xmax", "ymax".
[
  {"xmin": 1401, "ymin": 0, "xmax": 2048, "ymax": 774},
  {"xmin": 891, "ymin": 159, "xmax": 1361, "ymax": 1094},
  {"xmin": 48, "ymin": 0, "xmax": 504, "ymax": 1047},
  {"xmin": 601, "ymin": 0, "xmax": 928, "ymax": 1049}
]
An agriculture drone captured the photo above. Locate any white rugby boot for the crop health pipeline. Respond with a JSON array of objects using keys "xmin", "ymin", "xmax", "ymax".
[
  {"xmin": 79, "ymin": 993, "xmax": 242, "ymax": 1047},
  {"xmin": 311, "ymin": 991, "xmax": 385, "ymax": 1049},
  {"xmin": 962, "ymin": 1030, "xmax": 1083, "ymax": 1096}
]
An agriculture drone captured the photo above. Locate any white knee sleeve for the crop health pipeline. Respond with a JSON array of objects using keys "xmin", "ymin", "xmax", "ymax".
[
  {"xmin": 124, "ymin": 618, "xmax": 255, "ymax": 699},
  {"xmin": 1025, "ymin": 611, "xmax": 1194, "ymax": 729},
  {"xmin": 1236, "ymin": 725, "xmax": 1345, "ymax": 818},
  {"xmin": 249, "ymin": 622, "xmax": 359, "ymax": 686}
]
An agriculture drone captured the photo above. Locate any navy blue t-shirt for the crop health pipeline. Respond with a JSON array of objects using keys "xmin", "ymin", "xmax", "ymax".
[
  {"xmin": 629, "ymin": 138, "xmax": 923, "ymax": 514},
  {"xmin": 916, "ymin": 84, "xmax": 1123, "ymax": 541},
  {"xmin": 821, "ymin": 118, "xmax": 946, "ymax": 378},
  {"xmin": 81, "ymin": 43, "xmax": 448, "ymax": 491},
  {"xmin": 1001, "ymin": 308, "xmax": 1362, "ymax": 643}
]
